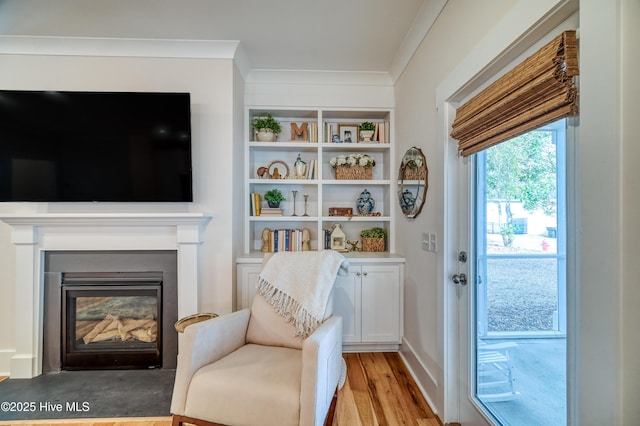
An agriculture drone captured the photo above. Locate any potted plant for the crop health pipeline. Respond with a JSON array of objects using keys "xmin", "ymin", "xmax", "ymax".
[
  {"xmin": 264, "ymin": 188, "xmax": 285, "ymax": 208},
  {"xmin": 252, "ymin": 114, "xmax": 282, "ymax": 142},
  {"xmin": 359, "ymin": 121, "xmax": 376, "ymax": 142},
  {"xmin": 360, "ymin": 227, "xmax": 386, "ymax": 252}
]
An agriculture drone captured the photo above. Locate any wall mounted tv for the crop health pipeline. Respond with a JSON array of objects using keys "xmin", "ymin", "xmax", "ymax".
[{"xmin": 0, "ymin": 90, "xmax": 193, "ymax": 202}]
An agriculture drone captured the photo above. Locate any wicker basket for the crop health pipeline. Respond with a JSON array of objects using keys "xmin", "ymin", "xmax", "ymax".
[
  {"xmin": 335, "ymin": 165, "xmax": 373, "ymax": 180},
  {"xmin": 362, "ymin": 237, "xmax": 385, "ymax": 252},
  {"xmin": 403, "ymin": 165, "xmax": 427, "ymax": 181}
]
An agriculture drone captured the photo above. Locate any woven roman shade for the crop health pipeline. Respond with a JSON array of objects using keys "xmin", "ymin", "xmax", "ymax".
[{"xmin": 451, "ymin": 30, "xmax": 579, "ymax": 157}]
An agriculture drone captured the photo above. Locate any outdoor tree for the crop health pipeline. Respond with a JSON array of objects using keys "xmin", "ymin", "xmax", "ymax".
[{"xmin": 485, "ymin": 130, "xmax": 557, "ymax": 245}]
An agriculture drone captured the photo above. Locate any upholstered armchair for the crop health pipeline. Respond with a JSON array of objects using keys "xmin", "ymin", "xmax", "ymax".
[{"xmin": 170, "ymin": 251, "xmax": 346, "ymax": 426}]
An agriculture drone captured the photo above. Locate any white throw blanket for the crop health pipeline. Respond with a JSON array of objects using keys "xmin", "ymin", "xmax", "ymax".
[{"xmin": 256, "ymin": 250, "xmax": 349, "ymax": 338}]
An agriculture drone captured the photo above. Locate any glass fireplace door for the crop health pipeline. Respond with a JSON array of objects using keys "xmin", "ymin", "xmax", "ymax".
[{"xmin": 61, "ymin": 273, "xmax": 162, "ymax": 370}]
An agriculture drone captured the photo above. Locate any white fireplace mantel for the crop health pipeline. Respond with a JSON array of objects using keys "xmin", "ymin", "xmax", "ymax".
[{"xmin": 0, "ymin": 212, "xmax": 212, "ymax": 378}]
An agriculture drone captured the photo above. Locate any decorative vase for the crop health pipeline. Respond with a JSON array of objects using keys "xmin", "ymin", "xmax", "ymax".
[
  {"xmin": 360, "ymin": 130, "xmax": 374, "ymax": 142},
  {"xmin": 400, "ymin": 189, "xmax": 416, "ymax": 214},
  {"xmin": 256, "ymin": 128, "xmax": 276, "ymax": 142},
  {"xmin": 357, "ymin": 189, "xmax": 375, "ymax": 215},
  {"xmin": 294, "ymin": 153, "xmax": 307, "ymax": 178},
  {"xmin": 267, "ymin": 201, "xmax": 280, "ymax": 208}
]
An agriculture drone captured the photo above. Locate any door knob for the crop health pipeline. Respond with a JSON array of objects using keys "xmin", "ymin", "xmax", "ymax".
[{"xmin": 452, "ymin": 273, "xmax": 467, "ymax": 285}]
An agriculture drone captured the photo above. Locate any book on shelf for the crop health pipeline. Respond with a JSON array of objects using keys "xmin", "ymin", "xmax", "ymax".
[
  {"xmin": 306, "ymin": 159, "xmax": 317, "ymax": 179},
  {"xmin": 324, "ymin": 123, "xmax": 338, "ymax": 143},
  {"xmin": 310, "ymin": 122, "xmax": 318, "ymax": 143},
  {"xmin": 372, "ymin": 122, "xmax": 390, "ymax": 143},
  {"xmin": 250, "ymin": 193, "xmax": 261, "ymax": 216},
  {"xmin": 261, "ymin": 207, "xmax": 283, "ymax": 216},
  {"xmin": 323, "ymin": 228, "xmax": 332, "ymax": 250}
]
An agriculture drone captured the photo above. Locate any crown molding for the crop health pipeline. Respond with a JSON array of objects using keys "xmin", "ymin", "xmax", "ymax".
[
  {"xmin": 0, "ymin": 35, "xmax": 240, "ymax": 59},
  {"xmin": 246, "ymin": 69, "xmax": 393, "ymax": 86}
]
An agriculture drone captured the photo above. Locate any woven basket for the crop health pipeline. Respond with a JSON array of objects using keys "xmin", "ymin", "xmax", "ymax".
[
  {"xmin": 335, "ymin": 165, "xmax": 373, "ymax": 180},
  {"xmin": 362, "ymin": 237, "xmax": 385, "ymax": 252},
  {"xmin": 403, "ymin": 165, "xmax": 427, "ymax": 181}
]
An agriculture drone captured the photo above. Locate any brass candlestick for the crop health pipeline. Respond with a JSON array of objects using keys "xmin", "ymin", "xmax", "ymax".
[
  {"xmin": 291, "ymin": 190, "xmax": 298, "ymax": 216},
  {"xmin": 303, "ymin": 194, "xmax": 310, "ymax": 216}
]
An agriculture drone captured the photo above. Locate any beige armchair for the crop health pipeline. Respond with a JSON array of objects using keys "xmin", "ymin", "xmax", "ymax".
[{"xmin": 171, "ymin": 251, "xmax": 345, "ymax": 426}]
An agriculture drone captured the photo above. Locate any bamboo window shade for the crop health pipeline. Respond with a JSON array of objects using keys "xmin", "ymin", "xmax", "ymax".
[{"xmin": 450, "ymin": 30, "xmax": 579, "ymax": 157}]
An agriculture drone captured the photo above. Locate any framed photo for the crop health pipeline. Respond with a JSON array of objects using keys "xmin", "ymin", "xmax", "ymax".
[{"xmin": 338, "ymin": 124, "xmax": 358, "ymax": 143}]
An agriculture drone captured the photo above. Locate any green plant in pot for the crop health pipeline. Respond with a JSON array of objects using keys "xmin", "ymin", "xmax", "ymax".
[
  {"xmin": 359, "ymin": 121, "xmax": 376, "ymax": 142},
  {"xmin": 264, "ymin": 189, "xmax": 285, "ymax": 208},
  {"xmin": 252, "ymin": 114, "xmax": 282, "ymax": 142},
  {"xmin": 360, "ymin": 227, "xmax": 386, "ymax": 252}
]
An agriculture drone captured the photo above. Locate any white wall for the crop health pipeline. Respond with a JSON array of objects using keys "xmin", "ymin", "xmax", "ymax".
[
  {"xmin": 0, "ymin": 53, "xmax": 238, "ymax": 373},
  {"xmin": 395, "ymin": 0, "xmax": 639, "ymax": 423},
  {"xmin": 393, "ymin": 0, "xmax": 516, "ymax": 416}
]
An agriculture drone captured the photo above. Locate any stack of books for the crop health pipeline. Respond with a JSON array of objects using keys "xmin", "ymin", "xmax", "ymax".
[
  {"xmin": 263, "ymin": 228, "xmax": 306, "ymax": 252},
  {"xmin": 260, "ymin": 207, "xmax": 283, "ymax": 216}
]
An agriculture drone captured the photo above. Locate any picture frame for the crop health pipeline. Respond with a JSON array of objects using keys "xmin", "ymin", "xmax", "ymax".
[{"xmin": 338, "ymin": 124, "xmax": 359, "ymax": 143}]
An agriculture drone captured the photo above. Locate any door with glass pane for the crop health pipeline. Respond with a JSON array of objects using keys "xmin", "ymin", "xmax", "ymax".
[{"xmin": 473, "ymin": 121, "xmax": 567, "ymax": 425}]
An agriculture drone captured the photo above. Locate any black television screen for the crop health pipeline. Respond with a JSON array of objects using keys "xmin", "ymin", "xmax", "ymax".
[{"xmin": 0, "ymin": 90, "xmax": 193, "ymax": 202}]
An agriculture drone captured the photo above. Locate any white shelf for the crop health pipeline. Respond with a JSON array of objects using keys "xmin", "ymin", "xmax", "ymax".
[
  {"xmin": 250, "ymin": 216, "xmax": 318, "ymax": 222},
  {"xmin": 321, "ymin": 216, "xmax": 390, "ymax": 222}
]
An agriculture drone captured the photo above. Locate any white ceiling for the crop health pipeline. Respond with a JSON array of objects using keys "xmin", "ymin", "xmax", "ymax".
[{"xmin": 0, "ymin": 0, "xmax": 445, "ymax": 78}]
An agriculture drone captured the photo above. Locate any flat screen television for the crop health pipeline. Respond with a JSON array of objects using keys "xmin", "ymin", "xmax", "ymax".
[{"xmin": 0, "ymin": 90, "xmax": 193, "ymax": 202}]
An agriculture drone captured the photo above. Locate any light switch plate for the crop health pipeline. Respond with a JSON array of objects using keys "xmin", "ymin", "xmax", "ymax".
[
  {"xmin": 429, "ymin": 233, "xmax": 437, "ymax": 252},
  {"xmin": 422, "ymin": 232, "xmax": 429, "ymax": 251}
]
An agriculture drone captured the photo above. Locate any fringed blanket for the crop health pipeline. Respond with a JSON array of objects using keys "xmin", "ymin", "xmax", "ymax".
[{"xmin": 256, "ymin": 250, "xmax": 349, "ymax": 338}]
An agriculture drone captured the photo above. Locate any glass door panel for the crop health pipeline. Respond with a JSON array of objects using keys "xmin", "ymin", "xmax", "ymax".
[{"xmin": 474, "ymin": 121, "xmax": 567, "ymax": 425}]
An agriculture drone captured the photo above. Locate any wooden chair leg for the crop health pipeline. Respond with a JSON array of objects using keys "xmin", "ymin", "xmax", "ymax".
[
  {"xmin": 172, "ymin": 414, "xmax": 225, "ymax": 426},
  {"xmin": 323, "ymin": 388, "xmax": 338, "ymax": 426}
]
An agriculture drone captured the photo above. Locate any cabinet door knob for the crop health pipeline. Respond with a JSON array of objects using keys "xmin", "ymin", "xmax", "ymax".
[
  {"xmin": 363, "ymin": 271, "xmax": 368, "ymax": 276},
  {"xmin": 356, "ymin": 272, "xmax": 361, "ymax": 276}
]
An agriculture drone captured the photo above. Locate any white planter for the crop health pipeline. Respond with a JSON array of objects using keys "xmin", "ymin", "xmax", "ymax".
[
  {"xmin": 360, "ymin": 130, "xmax": 374, "ymax": 142},
  {"xmin": 256, "ymin": 129, "xmax": 276, "ymax": 142}
]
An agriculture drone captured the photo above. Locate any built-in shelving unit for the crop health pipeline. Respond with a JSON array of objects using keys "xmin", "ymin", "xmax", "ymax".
[{"xmin": 243, "ymin": 107, "xmax": 396, "ymax": 255}]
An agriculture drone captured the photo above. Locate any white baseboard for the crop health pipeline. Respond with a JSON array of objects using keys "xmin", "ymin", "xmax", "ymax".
[
  {"xmin": 399, "ymin": 337, "xmax": 442, "ymax": 419},
  {"xmin": 343, "ymin": 343, "xmax": 400, "ymax": 353},
  {"xmin": 0, "ymin": 349, "xmax": 16, "ymax": 377}
]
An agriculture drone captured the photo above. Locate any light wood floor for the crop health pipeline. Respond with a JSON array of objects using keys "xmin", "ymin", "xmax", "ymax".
[{"xmin": 0, "ymin": 353, "xmax": 441, "ymax": 426}]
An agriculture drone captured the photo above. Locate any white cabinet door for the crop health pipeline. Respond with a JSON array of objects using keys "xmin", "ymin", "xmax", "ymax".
[
  {"xmin": 238, "ymin": 260, "xmax": 402, "ymax": 345},
  {"xmin": 361, "ymin": 265, "xmax": 401, "ymax": 343},
  {"xmin": 237, "ymin": 264, "xmax": 262, "ymax": 310},
  {"xmin": 333, "ymin": 268, "xmax": 361, "ymax": 343}
]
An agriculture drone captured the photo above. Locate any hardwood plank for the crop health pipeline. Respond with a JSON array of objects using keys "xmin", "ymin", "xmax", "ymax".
[
  {"xmin": 384, "ymin": 352, "xmax": 439, "ymax": 420},
  {"xmin": 343, "ymin": 353, "xmax": 378, "ymax": 426},
  {"xmin": 334, "ymin": 376, "xmax": 363, "ymax": 426},
  {"xmin": 335, "ymin": 352, "xmax": 441, "ymax": 426},
  {"xmin": 359, "ymin": 352, "xmax": 419, "ymax": 425}
]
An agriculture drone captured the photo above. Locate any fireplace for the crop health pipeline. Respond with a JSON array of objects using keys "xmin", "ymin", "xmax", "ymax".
[
  {"xmin": 42, "ymin": 250, "xmax": 179, "ymax": 373},
  {"xmin": 0, "ymin": 212, "xmax": 211, "ymax": 378},
  {"xmin": 61, "ymin": 272, "xmax": 163, "ymax": 370}
]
